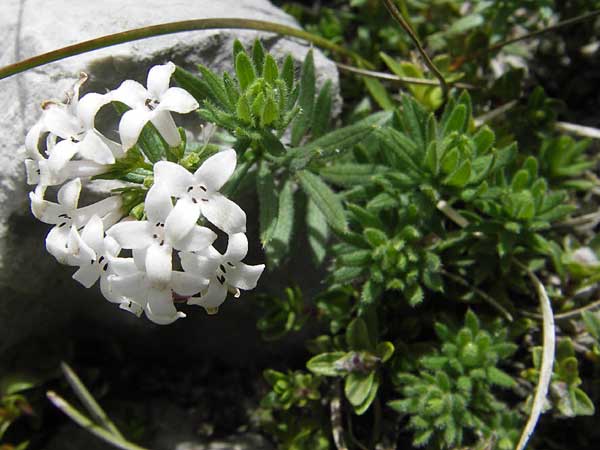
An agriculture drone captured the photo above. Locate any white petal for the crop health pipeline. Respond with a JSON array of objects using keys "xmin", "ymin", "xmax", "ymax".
[
  {"xmin": 73, "ymin": 264, "xmax": 100, "ymax": 288},
  {"xmin": 165, "ymin": 197, "xmax": 200, "ymax": 244},
  {"xmin": 193, "ymin": 148, "xmax": 237, "ymax": 192},
  {"xmin": 179, "ymin": 251, "xmax": 220, "ymax": 279},
  {"xmin": 77, "ymin": 130, "xmax": 116, "ymax": 165},
  {"xmin": 25, "ymin": 120, "xmax": 47, "ymax": 157},
  {"xmin": 76, "ymin": 196, "xmax": 123, "ymax": 227},
  {"xmin": 173, "ymin": 225, "xmax": 216, "ymax": 252},
  {"xmin": 225, "ymin": 232, "xmax": 248, "ymax": 262},
  {"xmin": 157, "ymin": 87, "xmax": 199, "ymax": 114},
  {"xmin": 106, "ymin": 221, "xmax": 154, "ymax": 249},
  {"xmin": 171, "ymin": 271, "xmax": 208, "ymax": 296},
  {"xmin": 119, "ymin": 299, "xmax": 144, "ymax": 317},
  {"xmin": 46, "ymin": 225, "xmax": 71, "ymax": 264},
  {"xmin": 147, "ymin": 62, "xmax": 175, "ymax": 99},
  {"xmin": 145, "ymin": 243, "xmax": 172, "ymax": 285},
  {"xmin": 153, "ymin": 161, "xmax": 195, "ymax": 197},
  {"xmin": 58, "ymin": 178, "xmax": 82, "ymax": 210},
  {"xmin": 200, "ymin": 193, "xmax": 246, "ymax": 234},
  {"xmin": 25, "ymin": 160, "xmax": 41, "ymax": 185},
  {"xmin": 187, "ymin": 279, "xmax": 228, "ymax": 310},
  {"xmin": 108, "ymin": 272, "xmax": 145, "ymax": 298},
  {"xmin": 47, "ymin": 139, "xmax": 79, "ymax": 172},
  {"xmin": 43, "ymin": 104, "xmax": 81, "ymax": 139},
  {"xmin": 81, "ymin": 215, "xmax": 105, "ymax": 254},
  {"xmin": 104, "ymin": 235, "xmax": 121, "ymax": 257},
  {"xmin": 111, "ymin": 80, "xmax": 148, "ymax": 109},
  {"xmin": 77, "ymin": 92, "xmax": 111, "ymax": 129},
  {"xmin": 150, "ymin": 110, "xmax": 180, "ymax": 147},
  {"xmin": 119, "ymin": 108, "xmax": 152, "ymax": 150},
  {"xmin": 108, "ymin": 256, "xmax": 139, "ymax": 276},
  {"xmin": 146, "ymin": 287, "xmax": 185, "ymax": 325},
  {"xmin": 67, "ymin": 225, "xmax": 96, "ymax": 265},
  {"xmin": 145, "ymin": 184, "xmax": 173, "ymax": 224},
  {"xmin": 226, "ymin": 263, "xmax": 265, "ymax": 290},
  {"xmin": 100, "ymin": 274, "xmax": 125, "ymax": 304},
  {"xmin": 30, "ymin": 188, "xmax": 64, "ymax": 224}
]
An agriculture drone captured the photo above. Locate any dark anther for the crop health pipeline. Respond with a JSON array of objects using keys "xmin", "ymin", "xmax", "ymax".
[
  {"xmin": 98, "ymin": 256, "xmax": 105, "ymax": 263},
  {"xmin": 160, "ymin": 223, "xmax": 165, "ymax": 227},
  {"xmin": 145, "ymin": 98, "xmax": 156, "ymax": 110},
  {"xmin": 219, "ymin": 264, "xmax": 226, "ymax": 273},
  {"xmin": 192, "ymin": 198, "xmax": 197, "ymax": 204},
  {"xmin": 36, "ymin": 169, "xmax": 41, "ymax": 174},
  {"xmin": 187, "ymin": 186, "xmax": 194, "ymax": 192},
  {"xmin": 217, "ymin": 275, "xmax": 225, "ymax": 285},
  {"xmin": 102, "ymin": 264, "xmax": 108, "ymax": 272},
  {"xmin": 227, "ymin": 262, "xmax": 235, "ymax": 267},
  {"xmin": 201, "ymin": 198, "xmax": 208, "ymax": 202},
  {"xmin": 160, "ymin": 240, "xmax": 164, "ymax": 246},
  {"xmin": 153, "ymin": 234, "xmax": 158, "ymax": 239},
  {"xmin": 58, "ymin": 214, "xmax": 69, "ymax": 218},
  {"xmin": 91, "ymin": 259, "xmax": 94, "ymax": 264},
  {"xmin": 58, "ymin": 222, "xmax": 66, "ymax": 228},
  {"xmin": 200, "ymin": 185, "xmax": 207, "ymax": 192}
]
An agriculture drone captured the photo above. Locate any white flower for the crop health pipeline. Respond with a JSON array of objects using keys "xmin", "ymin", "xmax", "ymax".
[
  {"xmin": 154, "ymin": 149, "xmax": 246, "ymax": 238},
  {"xmin": 25, "ymin": 74, "xmax": 121, "ymax": 175},
  {"xmin": 107, "ymin": 250, "xmax": 207, "ymax": 325},
  {"xmin": 30, "ymin": 178, "xmax": 122, "ymax": 263},
  {"xmin": 111, "ymin": 62, "xmax": 199, "ymax": 150},
  {"xmin": 66, "ymin": 215, "xmax": 122, "ymax": 301},
  {"xmin": 106, "ymin": 183, "xmax": 216, "ymax": 285},
  {"xmin": 182, "ymin": 233, "xmax": 264, "ymax": 315}
]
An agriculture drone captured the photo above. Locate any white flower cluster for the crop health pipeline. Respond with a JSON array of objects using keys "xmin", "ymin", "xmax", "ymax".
[{"xmin": 24, "ymin": 62, "xmax": 265, "ymax": 324}]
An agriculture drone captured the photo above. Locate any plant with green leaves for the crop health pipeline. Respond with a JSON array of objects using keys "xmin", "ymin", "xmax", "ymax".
[
  {"xmin": 307, "ymin": 317, "xmax": 394, "ymax": 415},
  {"xmin": 389, "ymin": 310, "xmax": 519, "ymax": 448},
  {"xmin": 257, "ymin": 286, "xmax": 308, "ymax": 341},
  {"xmin": 522, "ymin": 338, "xmax": 595, "ymax": 418}
]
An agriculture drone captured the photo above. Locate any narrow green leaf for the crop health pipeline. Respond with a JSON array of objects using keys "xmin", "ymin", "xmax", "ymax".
[
  {"xmin": 442, "ymin": 104, "xmax": 467, "ymax": 136},
  {"xmin": 266, "ymin": 178, "xmax": 295, "ymax": 266},
  {"xmin": 173, "ymin": 66, "xmax": 211, "ymax": 103},
  {"xmin": 376, "ymin": 342, "xmax": 395, "ymax": 363},
  {"xmin": 443, "ymin": 160, "xmax": 471, "ymax": 187},
  {"xmin": 251, "ymin": 39, "xmax": 265, "ymax": 74},
  {"xmin": 235, "ymin": 52, "xmax": 256, "ymax": 91},
  {"xmin": 257, "ymin": 162, "xmax": 279, "ymax": 246},
  {"xmin": 197, "ymin": 64, "xmax": 231, "ymax": 110},
  {"xmin": 263, "ymin": 53, "xmax": 279, "ymax": 85},
  {"xmin": 320, "ymin": 163, "xmax": 384, "ymax": 187},
  {"xmin": 363, "ymin": 76, "xmax": 394, "ymax": 110},
  {"xmin": 298, "ymin": 170, "xmax": 347, "ymax": 232},
  {"xmin": 291, "ymin": 49, "xmax": 316, "ymax": 146},
  {"xmin": 289, "ymin": 112, "xmax": 391, "ymax": 170},
  {"xmin": 281, "ymin": 54, "xmax": 295, "ymax": 93},
  {"xmin": 307, "ymin": 198, "xmax": 330, "ymax": 265},
  {"xmin": 354, "ymin": 375, "xmax": 380, "ymax": 415},
  {"xmin": 311, "ymin": 80, "xmax": 333, "ymax": 138}
]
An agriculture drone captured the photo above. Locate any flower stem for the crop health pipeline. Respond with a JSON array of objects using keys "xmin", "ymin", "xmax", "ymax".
[
  {"xmin": 0, "ymin": 18, "xmax": 366, "ymax": 81},
  {"xmin": 381, "ymin": 0, "xmax": 448, "ymax": 100},
  {"xmin": 47, "ymin": 391, "xmax": 147, "ymax": 450}
]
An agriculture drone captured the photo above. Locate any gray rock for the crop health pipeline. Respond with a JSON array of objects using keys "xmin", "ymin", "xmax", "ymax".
[{"xmin": 0, "ymin": 0, "xmax": 337, "ymax": 362}]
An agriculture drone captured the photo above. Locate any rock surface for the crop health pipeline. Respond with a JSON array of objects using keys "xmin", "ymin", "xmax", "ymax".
[{"xmin": 0, "ymin": 0, "xmax": 337, "ymax": 361}]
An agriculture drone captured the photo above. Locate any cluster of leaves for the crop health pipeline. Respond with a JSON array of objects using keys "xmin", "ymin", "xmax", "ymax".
[
  {"xmin": 0, "ymin": 378, "xmax": 35, "ymax": 450},
  {"xmin": 389, "ymin": 311, "xmax": 518, "ymax": 448}
]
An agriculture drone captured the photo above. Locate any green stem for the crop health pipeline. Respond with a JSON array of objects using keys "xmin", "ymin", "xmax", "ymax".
[
  {"xmin": 336, "ymin": 62, "xmax": 479, "ymax": 90},
  {"xmin": 381, "ymin": 0, "xmax": 448, "ymax": 99},
  {"xmin": 222, "ymin": 156, "xmax": 256, "ymax": 198},
  {"xmin": 60, "ymin": 362, "xmax": 124, "ymax": 440},
  {"xmin": 47, "ymin": 391, "xmax": 148, "ymax": 450},
  {"xmin": 466, "ymin": 9, "xmax": 600, "ymax": 61},
  {"xmin": 0, "ymin": 18, "xmax": 367, "ymax": 80}
]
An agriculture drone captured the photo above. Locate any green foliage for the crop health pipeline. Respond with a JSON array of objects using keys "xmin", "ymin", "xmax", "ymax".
[
  {"xmin": 257, "ymin": 286, "xmax": 307, "ymax": 341},
  {"xmin": 389, "ymin": 311, "xmax": 519, "ymax": 448},
  {"xmin": 307, "ymin": 317, "xmax": 394, "ymax": 415},
  {"xmin": 523, "ymin": 338, "xmax": 595, "ymax": 418}
]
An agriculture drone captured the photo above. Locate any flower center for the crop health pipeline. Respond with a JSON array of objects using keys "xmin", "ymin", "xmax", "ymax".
[
  {"xmin": 145, "ymin": 98, "xmax": 160, "ymax": 111},
  {"xmin": 186, "ymin": 184, "xmax": 210, "ymax": 204},
  {"xmin": 57, "ymin": 213, "xmax": 73, "ymax": 228},
  {"xmin": 151, "ymin": 222, "xmax": 166, "ymax": 246}
]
